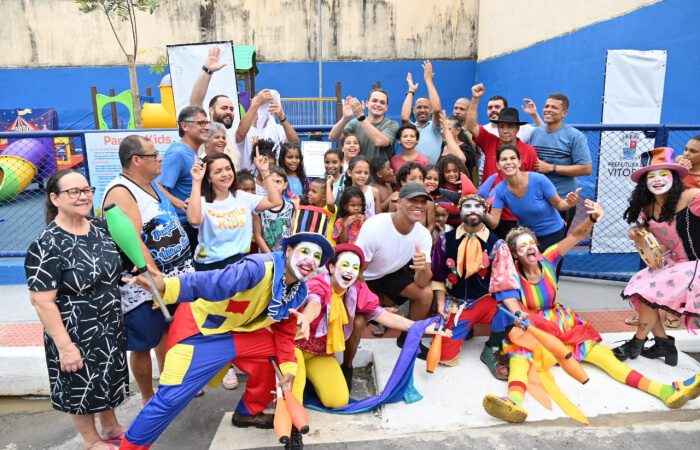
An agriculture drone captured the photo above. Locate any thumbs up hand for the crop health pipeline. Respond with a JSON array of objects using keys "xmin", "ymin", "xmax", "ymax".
[{"xmin": 410, "ymin": 243, "xmax": 427, "ymax": 271}]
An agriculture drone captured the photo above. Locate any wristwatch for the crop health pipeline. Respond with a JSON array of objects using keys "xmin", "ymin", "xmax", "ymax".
[
  {"xmin": 202, "ymin": 65, "xmax": 214, "ymax": 75},
  {"xmin": 552, "ymin": 164, "xmax": 558, "ymax": 174},
  {"xmin": 357, "ymin": 115, "xmax": 366, "ymax": 122}
]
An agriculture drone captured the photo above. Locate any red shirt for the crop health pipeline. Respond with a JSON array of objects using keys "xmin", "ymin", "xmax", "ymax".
[{"xmin": 474, "ymin": 125, "xmax": 538, "ymax": 182}]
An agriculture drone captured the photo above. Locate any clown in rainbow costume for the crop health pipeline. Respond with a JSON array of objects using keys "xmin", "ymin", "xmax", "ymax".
[
  {"xmin": 483, "ymin": 198, "xmax": 700, "ymax": 424},
  {"xmin": 120, "ymin": 206, "xmax": 334, "ymax": 450}
]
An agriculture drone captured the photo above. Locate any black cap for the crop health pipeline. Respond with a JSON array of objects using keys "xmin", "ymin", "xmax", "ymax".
[
  {"xmin": 399, "ymin": 182, "xmax": 431, "ymax": 200},
  {"xmin": 492, "ymin": 107, "xmax": 527, "ymax": 125}
]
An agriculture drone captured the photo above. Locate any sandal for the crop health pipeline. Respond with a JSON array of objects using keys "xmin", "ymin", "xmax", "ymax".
[
  {"xmin": 624, "ymin": 316, "xmax": 639, "ymax": 326},
  {"xmin": 663, "ymin": 316, "xmax": 680, "ymax": 328}
]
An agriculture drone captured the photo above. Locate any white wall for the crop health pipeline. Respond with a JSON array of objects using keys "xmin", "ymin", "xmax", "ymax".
[{"xmin": 4, "ymin": 0, "xmax": 478, "ymax": 67}]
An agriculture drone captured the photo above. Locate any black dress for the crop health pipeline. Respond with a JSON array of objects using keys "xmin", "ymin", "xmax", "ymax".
[{"xmin": 24, "ymin": 218, "xmax": 128, "ymax": 414}]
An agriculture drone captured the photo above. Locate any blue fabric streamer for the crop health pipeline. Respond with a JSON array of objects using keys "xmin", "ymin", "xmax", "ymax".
[{"xmin": 305, "ymin": 317, "xmax": 438, "ymax": 414}]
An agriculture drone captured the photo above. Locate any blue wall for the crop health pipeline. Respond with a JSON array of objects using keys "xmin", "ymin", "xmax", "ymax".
[
  {"xmin": 0, "ymin": 60, "xmax": 475, "ymax": 130},
  {"xmin": 476, "ymin": 0, "xmax": 700, "ymax": 124}
]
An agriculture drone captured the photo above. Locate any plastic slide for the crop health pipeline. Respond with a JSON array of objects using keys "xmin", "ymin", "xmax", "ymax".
[
  {"xmin": 142, "ymin": 80, "xmax": 177, "ymax": 129},
  {"xmin": 0, "ymin": 138, "xmax": 57, "ymax": 202}
]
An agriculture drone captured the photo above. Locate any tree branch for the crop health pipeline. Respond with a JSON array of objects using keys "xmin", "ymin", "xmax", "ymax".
[{"xmin": 101, "ymin": 4, "xmax": 128, "ymax": 58}]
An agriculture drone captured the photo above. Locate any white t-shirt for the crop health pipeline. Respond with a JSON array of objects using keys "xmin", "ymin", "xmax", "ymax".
[
  {"xmin": 237, "ymin": 122, "xmax": 287, "ymax": 172},
  {"xmin": 482, "ymin": 122, "xmax": 535, "ymax": 143},
  {"xmin": 193, "ymin": 191, "xmax": 262, "ymax": 264},
  {"xmin": 356, "ymin": 213, "xmax": 432, "ymax": 281}
]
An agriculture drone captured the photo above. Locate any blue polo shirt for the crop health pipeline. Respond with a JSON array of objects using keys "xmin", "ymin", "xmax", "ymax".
[
  {"xmin": 529, "ymin": 124, "xmax": 591, "ymax": 196},
  {"xmin": 157, "ymin": 140, "xmax": 197, "ymax": 222}
]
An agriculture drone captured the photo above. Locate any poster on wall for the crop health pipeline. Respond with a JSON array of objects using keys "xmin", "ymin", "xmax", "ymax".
[
  {"xmin": 591, "ymin": 49, "xmax": 667, "ymax": 254},
  {"xmin": 301, "ymin": 141, "xmax": 332, "ymax": 178},
  {"xmin": 167, "ymin": 42, "xmax": 240, "ymax": 132},
  {"xmin": 84, "ymin": 130, "xmax": 180, "ymax": 216}
]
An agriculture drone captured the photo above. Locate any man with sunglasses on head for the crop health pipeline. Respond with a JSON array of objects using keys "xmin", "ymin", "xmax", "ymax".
[
  {"xmin": 158, "ymin": 105, "xmax": 211, "ymax": 255},
  {"xmin": 103, "ymin": 135, "xmax": 194, "ymax": 406}
]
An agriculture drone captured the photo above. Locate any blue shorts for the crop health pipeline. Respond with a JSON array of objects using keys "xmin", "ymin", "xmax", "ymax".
[{"xmin": 124, "ymin": 302, "xmax": 176, "ymax": 351}]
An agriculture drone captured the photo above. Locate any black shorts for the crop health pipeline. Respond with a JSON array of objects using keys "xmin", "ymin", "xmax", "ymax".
[{"xmin": 365, "ymin": 262, "xmax": 414, "ymax": 305}]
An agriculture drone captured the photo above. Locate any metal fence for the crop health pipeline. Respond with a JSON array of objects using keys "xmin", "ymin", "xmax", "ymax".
[{"xmin": 2, "ymin": 125, "xmax": 698, "ymax": 283}]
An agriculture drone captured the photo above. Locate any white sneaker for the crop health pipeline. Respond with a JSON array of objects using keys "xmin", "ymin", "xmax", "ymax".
[{"xmin": 222, "ymin": 367, "xmax": 239, "ymax": 390}]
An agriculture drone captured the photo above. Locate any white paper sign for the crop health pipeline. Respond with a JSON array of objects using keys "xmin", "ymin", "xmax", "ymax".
[
  {"xmin": 167, "ymin": 42, "xmax": 240, "ymax": 131},
  {"xmin": 301, "ymin": 141, "xmax": 332, "ymax": 178},
  {"xmin": 84, "ymin": 130, "xmax": 180, "ymax": 215}
]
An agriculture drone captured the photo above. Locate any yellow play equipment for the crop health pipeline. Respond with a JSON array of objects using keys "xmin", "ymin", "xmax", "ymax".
[{"xmin": 142, "ymin": 77, "xmax": 177, "ymax": 128}]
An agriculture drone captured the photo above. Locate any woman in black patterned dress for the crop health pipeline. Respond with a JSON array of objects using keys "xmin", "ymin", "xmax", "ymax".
[{"xmin": 25, "ymin": 169, "xmax": 128, "ymax": 450}]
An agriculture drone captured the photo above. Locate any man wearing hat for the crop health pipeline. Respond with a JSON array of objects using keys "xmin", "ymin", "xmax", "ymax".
[
  {"xmin": 120, "ymin": 206, "xmax": 334, "ymax": 450},
  {"xmin": 354, "ymin": 183, "xmax": 434, "ymax": 359},
  {"xmin": 480, "ymin": 94, "xmax": 543, "ymax": 143},
  {"xmin": 431, "ymin": 194, "xmax": 510, "ymax": 379},
  {"xmin": 466, "ymin": 83, "xmax": 539, "ymax": 183}
]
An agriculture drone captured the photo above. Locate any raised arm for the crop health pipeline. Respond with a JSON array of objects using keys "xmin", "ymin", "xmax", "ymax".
[
  {"xmin": 328, "ymin": 96, "xmax": 355, "ymax": 142},
  {"xmin": 269, "ymin": 100, "xmax": 299, "ymax": 144},
  {"xmin": 236, "ymin": 89, "xmax": 273, "ymax": 143},
  {"xmin": 252, "ymin": 148, "xmax": 283, "ymax": 211},
  {"xmin": 423, "ymin": 60, "xmax": 442, "ymax": 124},
  {"xmin": 187, "ymin": 157, "xmax": 205, "ymax": 226},
  {"xmin": 439, "ymin": 111, "xmax": 466, "ymax": 162},
  {"xmin": 466, "ymin": 83, "xmax": 484, "ymax": 137},
  {"xmin": 557, "ymin": 199, "xmax": 604, "ymax": 255},
  {"xmin": 400, "ymin": 73, "xmax": 418, "ymax": 124},
  {"xmin": 190, "ymin": 46, "xmax": 227, "ymax": 107},
  {"xmin": 521, "ymin": 98, "xmax": 544, "ymax": 127}
]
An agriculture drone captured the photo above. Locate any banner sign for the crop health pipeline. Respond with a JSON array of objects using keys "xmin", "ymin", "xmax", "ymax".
[{"xmin": 84, "ymin": 130, "xmax": 180, "ymax": 216}]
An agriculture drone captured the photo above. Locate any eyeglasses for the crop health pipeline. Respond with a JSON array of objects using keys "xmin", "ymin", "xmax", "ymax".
[
  {"xmin": 60, "ymin": 187, "xmax": 96, "ymax": 199},
  {"xmin": 133, "ymin": 153, "xmax": 160, "ymax": 158},
  {"xmin": 185, "ymin": 120, "xmax": 211, "ymax": 127}
]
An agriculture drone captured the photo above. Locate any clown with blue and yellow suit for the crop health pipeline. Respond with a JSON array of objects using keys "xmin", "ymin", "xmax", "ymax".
[{"xmin": 121, "ymin": 207, "xmax": 333, "ymax": 450}]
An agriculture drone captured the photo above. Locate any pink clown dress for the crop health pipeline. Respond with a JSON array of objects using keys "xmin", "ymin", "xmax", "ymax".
[{"xmin": 623, "ymin": 194, "xmax": 700, "ymax": 319}]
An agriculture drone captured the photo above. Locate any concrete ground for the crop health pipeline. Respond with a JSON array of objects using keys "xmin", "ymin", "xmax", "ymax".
[{"xmin": 2, "ymin": 277, "xmax": 700, "ymax": 449}]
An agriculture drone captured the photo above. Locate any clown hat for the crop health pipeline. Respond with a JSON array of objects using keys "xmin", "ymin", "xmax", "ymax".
[
  {"xmin": 281, "ymin": 205, "xmax": 334, "ymax": 265},
  {"xmin": 631, "ymin": 147, "xmax": 688, "ymax": 182},
  {"xmin": 330, "ymin": 243, "xmax": 367, "ymax": 270}
]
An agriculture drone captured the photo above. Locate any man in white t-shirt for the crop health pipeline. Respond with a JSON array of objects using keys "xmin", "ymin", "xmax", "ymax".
[{"xmin": 352, "ymin": 183, "xmax": 433, "ymax": 361}]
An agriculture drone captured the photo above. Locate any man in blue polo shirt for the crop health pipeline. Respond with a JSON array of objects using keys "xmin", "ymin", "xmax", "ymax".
[
  {"xmin": 399, "ymin": 60, "xmax": 443, "ymax": 164},
  {"xmin": 529, "ymin": 93, "xmax": 592, "ymax": 231},
  {"xmin": 158, "ymin": 105, "xmax": 210, "ymax": 256}
]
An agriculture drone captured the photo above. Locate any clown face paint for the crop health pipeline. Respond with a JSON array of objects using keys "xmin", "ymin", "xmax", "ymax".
[
  {"xmin": 515, "ymin": 233, "xmax": 538, "ymax": 265},
  {"xmin": 460, "ymin": 199, "xmax": 485, "ymax": 226},
  {"xmin": 646, "ymin": 169, "xmax": 673, "ymax": 195},
  {"xmin": 333, "ymin": 251, "xmax": 361, "ymax": 290},
  {"xmin": 290, "ymin": 242, "xmax": 323, "ymax": 281}
]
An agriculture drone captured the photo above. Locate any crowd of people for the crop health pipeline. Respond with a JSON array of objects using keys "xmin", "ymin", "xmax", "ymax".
[{"xmin": 23, "ymin": 50, "xmax": 700, "ymax": 449}]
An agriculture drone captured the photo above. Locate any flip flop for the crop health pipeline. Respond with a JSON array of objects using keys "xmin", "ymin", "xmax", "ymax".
[
  {"xmin": 371, "ymin": 324, "xmax": 387, "ymax": 337},
  {"xmin": 624, "ymin": 316, "xmax": 639, "ymax": 326}
]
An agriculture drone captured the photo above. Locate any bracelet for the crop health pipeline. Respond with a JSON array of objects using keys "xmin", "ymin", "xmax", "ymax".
[
  {"xmin": 357, "ymin": 115, "xmax": 366, "ymax": 122},
  {"xmin": 201, "ymin": 65, "xmax": 214, "ymax": 75},
  {"xmin": 407, "ymin": 91, "xmax": 416, "ymax": 96},
  {"xmin": 589, "ymin": 215, "xmax": 598, "ymax": 224},
  {"xmin": 279, "ymin": 116, "xmax": 287, "ymax": 123},
  {"xmin": 261, "ymin": 172, "xmax": 272, "ymax": 181},
  {"xmin": 552, "ymin": 164, "xmax": 558, "ymax": 174}
]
